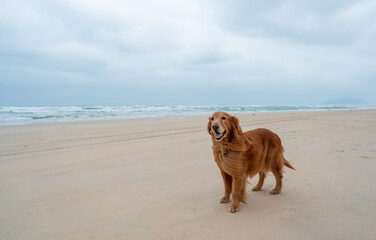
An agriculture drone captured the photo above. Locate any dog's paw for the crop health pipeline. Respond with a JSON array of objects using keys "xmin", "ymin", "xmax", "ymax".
[
  {"xmin": 270, "ymin": 188, "xmax": 281, "ymax": 194},
  {"xmin": 220, "ymin": 196, "xmax": 230, "ymax": 203},
  {"xmin": 252, "ymin": 186, "xmax": 262, "ymax": 191},
  {"xmin": 228, "ymin": 205, "xmax": 239, "ymax": 213}
]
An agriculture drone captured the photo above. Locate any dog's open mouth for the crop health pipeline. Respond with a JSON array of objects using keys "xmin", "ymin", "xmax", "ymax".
[{"xmin": 214, "ymin": 130, "xmax": 226, "ymax": 141}]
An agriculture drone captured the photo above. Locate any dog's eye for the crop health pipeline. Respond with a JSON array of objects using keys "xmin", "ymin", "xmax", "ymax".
[
  {"xmin": 211, "ymin": 117, "xmax": 214, "ymax": 121},
  {"xmin": 222, "ymin": 117, "xmax": 227, "ymax": 120}
]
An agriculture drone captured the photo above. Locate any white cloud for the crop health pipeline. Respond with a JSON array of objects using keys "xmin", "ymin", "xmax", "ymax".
[{"xmin": 336, "ymin": 0, "xmax": 376, "ymax": 22}]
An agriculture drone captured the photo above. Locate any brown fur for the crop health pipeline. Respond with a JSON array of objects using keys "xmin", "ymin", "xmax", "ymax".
[{"xmin": 207, "ymin": 112, "xmax": 295, "ymax": 213}]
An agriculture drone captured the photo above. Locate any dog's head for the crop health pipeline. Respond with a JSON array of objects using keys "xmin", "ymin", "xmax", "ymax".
[{"xmin": 207, "ymin": 112, "xmax": 243, "ymax": 141}]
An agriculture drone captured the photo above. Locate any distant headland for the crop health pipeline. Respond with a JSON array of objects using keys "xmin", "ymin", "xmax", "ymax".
[{"xmin": 321, "ymin": 97, "xmax": 368, "ymax": 105}]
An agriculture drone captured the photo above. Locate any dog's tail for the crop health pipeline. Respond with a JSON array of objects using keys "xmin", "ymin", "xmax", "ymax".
[{"xmin": 284, "ymin": 158, "xmax": 296, "ymax": 170}]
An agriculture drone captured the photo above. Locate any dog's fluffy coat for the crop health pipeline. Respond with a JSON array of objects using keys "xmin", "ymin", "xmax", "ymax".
[{"xmin": 207, "ymin": 112, "xmax": 295, "ymax": 213}]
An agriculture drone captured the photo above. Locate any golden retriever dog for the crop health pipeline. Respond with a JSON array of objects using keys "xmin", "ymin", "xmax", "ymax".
[{"xmin": 207, "ymin": 111, "xmax": 295, "ymax": 213}]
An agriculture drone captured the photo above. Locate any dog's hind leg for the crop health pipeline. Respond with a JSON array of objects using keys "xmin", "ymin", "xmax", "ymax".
[
  {"xmin": 252, "ymin": 172, "xmax": 266, "ymax": 191},
  {"xmin": 271, "ymin": 166, "xmax": 283, "ymax": 194}
]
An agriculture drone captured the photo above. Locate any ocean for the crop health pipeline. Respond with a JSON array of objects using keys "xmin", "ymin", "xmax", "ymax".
[{"xmin": 0, "ymin": 105, "xmax": 373, "ymax": 126}]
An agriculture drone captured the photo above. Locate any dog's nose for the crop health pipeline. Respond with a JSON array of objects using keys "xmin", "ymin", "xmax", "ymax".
[{"xmin": 212, "ymin": 124, "xmax": 219, "ymax": 132}]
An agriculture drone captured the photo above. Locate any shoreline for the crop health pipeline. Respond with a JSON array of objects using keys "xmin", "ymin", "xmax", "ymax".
[{"xmin": 1, "ymin": 107, "xmax": 375, "ymax": 127}]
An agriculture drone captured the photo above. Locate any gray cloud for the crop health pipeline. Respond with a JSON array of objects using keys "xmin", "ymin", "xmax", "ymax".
[{"xmin": 0, "ymin": 0, "xmax": 375, "ymax": 105}]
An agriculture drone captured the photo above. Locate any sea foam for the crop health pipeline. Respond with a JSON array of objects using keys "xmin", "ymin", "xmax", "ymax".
[{"xmin": 0, "ymin": 105, "xmax": 372, "ymax": 126}]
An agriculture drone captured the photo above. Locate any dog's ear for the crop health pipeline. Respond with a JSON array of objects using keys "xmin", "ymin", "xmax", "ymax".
[
  {"xmin": 230, "ymin": 116, "xmax": 243, "ymax": 134},
  {"xmin": 207, "ymin": 117, "xmax": 212, "ymax": 135}
]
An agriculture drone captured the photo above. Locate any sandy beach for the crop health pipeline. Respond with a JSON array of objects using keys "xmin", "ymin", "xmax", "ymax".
[{"xmin": 1, "ymin": 109, "xmax": 375, "ymax": 240}]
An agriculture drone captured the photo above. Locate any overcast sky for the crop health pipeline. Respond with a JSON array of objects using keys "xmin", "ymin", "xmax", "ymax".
[{"xmin": 1, "ymin": 0, "xmax": 375, "ymax": 106}]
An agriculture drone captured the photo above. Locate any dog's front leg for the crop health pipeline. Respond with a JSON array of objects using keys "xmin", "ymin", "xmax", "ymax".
[
  {"xmin": 220, "ymin": 170, "xmax": 232, "ymax": 203},
  {"xmin": 229, "ymin": 176, "xmax": 247, "ymax": 213}
]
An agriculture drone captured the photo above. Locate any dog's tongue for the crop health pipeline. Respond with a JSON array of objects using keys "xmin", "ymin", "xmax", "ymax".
[{"xmin": 215, "ymin": 133, "xmax": 222, "ymax": 138}]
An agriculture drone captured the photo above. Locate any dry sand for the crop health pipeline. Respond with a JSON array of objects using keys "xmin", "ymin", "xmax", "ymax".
[{"xmin": 1, "ymin": 110, "xmax": 376, "ymax": 240}]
